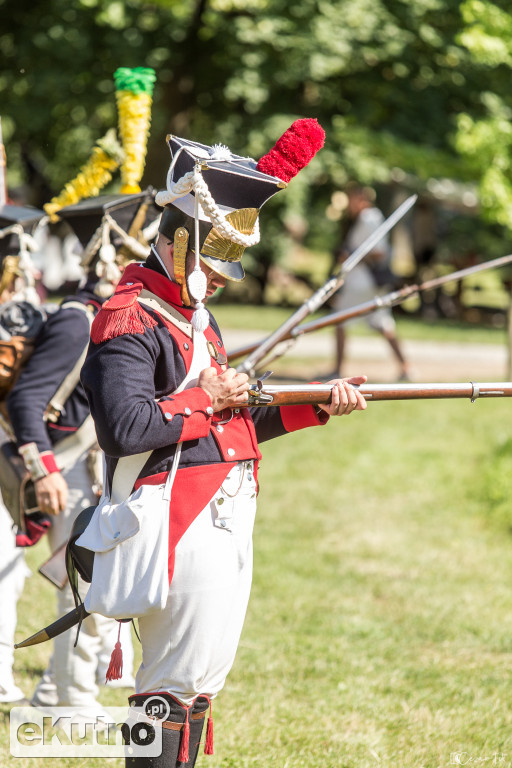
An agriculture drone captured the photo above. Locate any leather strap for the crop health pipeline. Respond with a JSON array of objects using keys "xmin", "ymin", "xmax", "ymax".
[
  {"xmin": 159, "ymin": 711, "xmax": 206, "ymax": 731},
  {"xmin": 110, "ymin": 294, "xmax": 205, "ymax": 502}
]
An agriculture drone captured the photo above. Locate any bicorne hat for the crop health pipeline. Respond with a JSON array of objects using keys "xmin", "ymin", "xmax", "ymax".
[
  {"xmin": 0, "ymin": 205, "xmax": 45, "ymax": 260},
  {"xmin": 58, "ymin": 189, "xmax": 161, "ymax": 297},
  {"xmin": 155, "ymin": 119, "xmax": 325, "ymax": 330}
]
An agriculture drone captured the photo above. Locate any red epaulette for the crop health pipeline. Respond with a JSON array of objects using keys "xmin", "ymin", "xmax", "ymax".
[{"xmin": 90, "ymin": 280, "xmax": 158, "ymax": 344}]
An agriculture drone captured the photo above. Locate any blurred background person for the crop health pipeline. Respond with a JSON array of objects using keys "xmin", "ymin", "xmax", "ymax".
[
  {"xmin": 331, "ymin": 184, "xmax": 411, "ymax": 382},
  {"xmin": 0, "ymin": 203, "xmax": 46, "ymax": 705}
]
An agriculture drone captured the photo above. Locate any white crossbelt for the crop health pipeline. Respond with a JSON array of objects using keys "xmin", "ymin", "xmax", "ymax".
[
  {"xmin": 53, "ymin": 415, "xmax": 98, "ymax": 471},
  {"xmin": 110, "ymin": 292, "xmax": 211, "ymax": 503}
]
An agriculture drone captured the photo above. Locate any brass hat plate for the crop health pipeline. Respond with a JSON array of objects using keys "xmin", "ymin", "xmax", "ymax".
[{"xmin": 201, "ymin": 208, "xmax": 258, "ymax": 263}]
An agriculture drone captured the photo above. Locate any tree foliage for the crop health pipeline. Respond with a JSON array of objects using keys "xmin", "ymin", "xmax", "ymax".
[
  {"xmin": 1, "ymin": 0, "xmax": 509, "ymax": 268},
  {"xmin": 455, "ymin": 0, "xmax": 512, "ymax": 230}
]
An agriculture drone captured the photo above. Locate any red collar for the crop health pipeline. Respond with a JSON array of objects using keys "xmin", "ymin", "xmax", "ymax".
[
  {"xmin": 104, "ymin": 263, "xmax": 194, "ymax": 320},
  {"xmin": 91, "ymin": 263, "xmax": 196, "ymax": 343},
  {"xmin": 123, "ymin": 263, "xmax": 184, "ymax": 306}
]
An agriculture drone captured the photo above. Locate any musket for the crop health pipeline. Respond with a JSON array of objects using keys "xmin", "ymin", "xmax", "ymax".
[
  {"xmin": 15, "ymin": 376, "xmax": 509, "ymax": 651},
  {"xmin": 228, "ymin": 252, "xmax": 512, "ymax": 364},
  {"xmin": 235, "ymin": 194, "xmax": 418, "ymax": 376},
  {"xmin": 15, "ymin": 604, "xmax": 89, "ymax": 648},
  {"xmin": 245, "ymin": 379, "xmax": 512, "ymax": 407}
]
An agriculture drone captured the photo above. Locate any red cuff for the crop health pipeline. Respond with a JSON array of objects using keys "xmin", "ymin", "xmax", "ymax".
[
  {"xmin": 179, "ymin": 411, "xmax": 212, "ymax": 442},
  {"xmin": 40, "ymin": 452, "xmax": 60, "ymax": 475},
  {"xmin": 280, "ymin": 404, "xmax": 329, "ymax": 433},
  {"xmin": 158, "ymin": 387, "xmax": 214, "ymax": 442}
]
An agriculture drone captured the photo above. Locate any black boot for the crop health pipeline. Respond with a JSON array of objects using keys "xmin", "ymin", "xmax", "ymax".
[{"xmin": 125, "ymin": 693, "xmax": 210, "ymax": 768}]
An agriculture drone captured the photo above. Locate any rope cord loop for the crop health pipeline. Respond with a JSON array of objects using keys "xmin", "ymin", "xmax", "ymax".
[{"xmin": 155, "ymin": 163, "xmax": 261, "ymax": 249}]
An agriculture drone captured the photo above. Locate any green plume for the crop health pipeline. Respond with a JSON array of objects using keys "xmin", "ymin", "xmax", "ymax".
[{"xmin": 113, "ymin": 67, "xmax": 156, "ymax": 95}]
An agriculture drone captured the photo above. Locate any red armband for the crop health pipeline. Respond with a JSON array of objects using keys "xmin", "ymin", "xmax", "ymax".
[{"xmin": 19, "ymin": 444, "xmax": 60, "ymax": 481}]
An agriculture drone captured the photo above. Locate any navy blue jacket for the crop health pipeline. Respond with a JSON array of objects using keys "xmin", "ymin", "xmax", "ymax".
[
  {"xmin": 81, "ymin": 259, "xmax": 326, "ymax": 490},
  {"xmin": 7, "ymin": 287, "xmax": 102, "ymax": 455}
]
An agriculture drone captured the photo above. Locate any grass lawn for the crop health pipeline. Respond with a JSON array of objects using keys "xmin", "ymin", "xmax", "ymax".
[{"xmin": 2, "ymin": 397, "xmax": 512, "ymax": 767}]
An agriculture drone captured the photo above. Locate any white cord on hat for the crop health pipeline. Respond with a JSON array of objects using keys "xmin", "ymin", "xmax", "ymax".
[
  {"xmin": 0, "ymin": 223, "xmax": 40, "ymax": 301},
  {"xmin": 188, "ymin": 185, "xmax": 209, "ymax": 333},
  {"xmin": 0, "ymin": 223, "xmax": 39, "ymax": 254},
  {"xmin": 104, "ymin": 213, "xmax": 151, "ymax": 259},
  {"xmin": 155, "ymin": 164, "xmax": 260, "ymax": 248},
  {"xmin": 94, "ymin": 219, "xmax": 122, "ymax": 297},
  {"xmin": 82, "ymin": 213, "xmax": 150, "ymax": 270}
]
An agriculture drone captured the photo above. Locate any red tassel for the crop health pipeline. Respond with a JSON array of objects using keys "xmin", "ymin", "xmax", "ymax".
[
  {"xmin": 256, "ymin": 118, "xmax": 325, "ymax": 183},
  {"xmin": 178, "ymin": 711, "xmax": 190, "ymax": 763},
  {"xmin": 204, "ymin": 711, "xmax": 214, "ymax": 755},
  {"xmin": 91, "ymin": 302, "xmax": 157, "ymax": 344},
  {"xmin": 105, "ymin": 623, "xmax": 123, "ymax": 682}
]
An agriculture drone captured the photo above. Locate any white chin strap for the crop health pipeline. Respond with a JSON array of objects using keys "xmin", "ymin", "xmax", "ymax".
[
  {"xmin": 188, "ymin": 191, "xmax": 209, "ymax": 333},
  {"xmin": 150, "ymin": 243, "xmax": 172, "ymax": 280}
]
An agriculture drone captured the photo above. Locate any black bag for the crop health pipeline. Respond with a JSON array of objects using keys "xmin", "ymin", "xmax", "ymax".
[{"xmin": 65, "ymin": 504, "xmax": 96, "ymax": 609}]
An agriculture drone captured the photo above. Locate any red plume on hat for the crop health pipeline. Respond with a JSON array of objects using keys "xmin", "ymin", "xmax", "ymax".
[{"xmin": 256, "ymin": 118, "xmax": 325, "ymax": 183}]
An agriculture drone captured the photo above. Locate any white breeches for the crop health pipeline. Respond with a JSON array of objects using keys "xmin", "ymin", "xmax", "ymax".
[
  {"xmin": 0, "ymin": 500, "xmax": 29, "ymax": 700},
  {"xmin": 136, "ymin": 461, "xmax": 257, "ymax": 706}
]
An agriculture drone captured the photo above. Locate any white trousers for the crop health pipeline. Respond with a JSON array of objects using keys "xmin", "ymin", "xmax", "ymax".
[
  {"xmin": 136, "ymin": 461, "xmax": 257, "ymax": 706},
  {"xmin": 0, "ymin": 500, "xmax": 29, "ymax": 701},
  {"xmin": 32, "ymin": 453, "xmax": 135, "ymax": 707}
]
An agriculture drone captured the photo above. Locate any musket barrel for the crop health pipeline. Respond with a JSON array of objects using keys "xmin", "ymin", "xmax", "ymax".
[
  {"xmin": 227, "ymin": 288, "xmax": 417, "ymax": 363},
  {"xmin": 247, "ymin": 382, "xmax": 512, "ymax": 406},
  {"xmin": 235, "ymin": 195, "xmax": 417, "ymax": 374},
  {"xmin": 228, "ymin": 252, "xmax": 512, "ymax": 367},
  {"xmin": 356, "ymin": 383, "xmax": 500, "ymax": 400}
]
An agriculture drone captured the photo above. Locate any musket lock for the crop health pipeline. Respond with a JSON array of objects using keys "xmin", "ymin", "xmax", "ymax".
[
  {"xmin": 247, "ymin": 389, "xmax": 273, "ymax": 405},
  {"xmin": 248, "ymin": 371, "xmax": 274, "ymax": 405}
]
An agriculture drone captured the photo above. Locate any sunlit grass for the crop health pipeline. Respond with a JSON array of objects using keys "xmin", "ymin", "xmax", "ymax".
[{"xmin": 3, "ymin": 400, "xmax": 512, "ymax": 767}]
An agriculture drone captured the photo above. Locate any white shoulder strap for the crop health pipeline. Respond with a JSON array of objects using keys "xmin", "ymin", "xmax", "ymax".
[
  {"xmin": 138, "ymin": 290, "xmax": 193, "ymax": 338},
  {"xmin": 45, "ymin": 302, "xmax": 94, "ymax": 423},
  {"xmin": 110, "ymin": 316, "xmax": 207, "ymax": 504}
]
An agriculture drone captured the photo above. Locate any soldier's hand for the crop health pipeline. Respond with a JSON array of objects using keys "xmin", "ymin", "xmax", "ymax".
[
  {"xmin": 318, "ymin": 375, "xmax": 368, "ymax": 416},
  {"xmin": 34, "ymin": 472, "xmax": 68, "ymax": 515},
  {"xmin": 198, "ymin": 367, "xmax": 250, "ymax": 412}
]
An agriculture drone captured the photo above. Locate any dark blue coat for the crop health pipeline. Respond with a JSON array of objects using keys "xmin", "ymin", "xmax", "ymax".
[{"xmin": 7, "ymin": 287, "xmax": 102, "ymax": 454}]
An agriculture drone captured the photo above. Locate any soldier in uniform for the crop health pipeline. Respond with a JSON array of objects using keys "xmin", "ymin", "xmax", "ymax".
[
  {"xmin": 0, "ymin": 203, "xmax": 45, "ymax": 705},
  {"xmin": 80, "ymin": 121, "xmax": 368, "ymax": 767},
  {"xmin": 6, "ymin": 191, "xmax": 159, "ymax": 710}
]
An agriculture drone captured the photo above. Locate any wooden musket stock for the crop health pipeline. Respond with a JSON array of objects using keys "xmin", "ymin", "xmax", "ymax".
[{"xmin": 246, "ymin": 382, "xmax": 512, "ymax": 407}]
